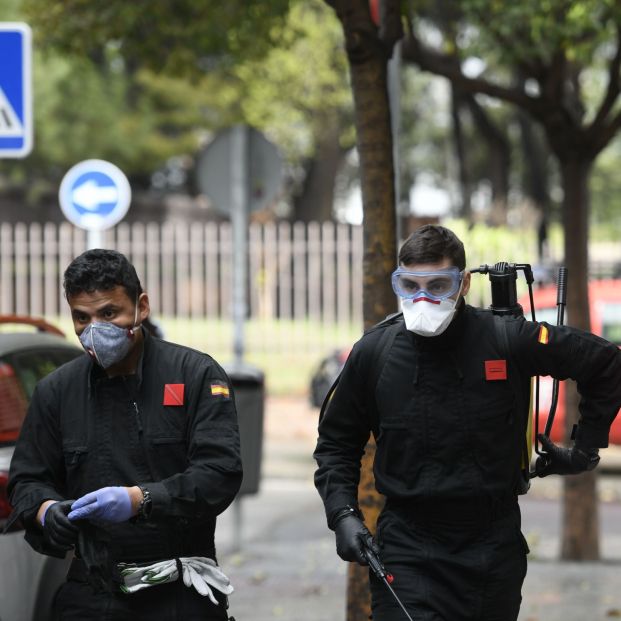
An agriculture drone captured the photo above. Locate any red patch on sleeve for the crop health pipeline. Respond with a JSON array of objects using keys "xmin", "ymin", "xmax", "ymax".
[
  {"xmin": 163, "ymin": 383, "xmax": 185, "ymax": 406},
  {"xmin": 485, "ymin": 360, "xmax": 507, "ymax": 381}
]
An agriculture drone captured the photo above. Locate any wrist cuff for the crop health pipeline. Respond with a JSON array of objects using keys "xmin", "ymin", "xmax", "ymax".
[
  {"xmin": 136, "ymin": 486, "xmax": 152, "ymax": 521},
  {"xmin": 329, "ymin": 505, "xmax": 362, "ymax": 530}
]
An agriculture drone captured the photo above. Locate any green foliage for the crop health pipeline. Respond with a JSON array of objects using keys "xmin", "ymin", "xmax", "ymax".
[
  {"xmin": 21, "ymin": 0, "xmax": 291, "ymax": 76},
  {"xmin": 404, "ymin": 0, "xmax": 621, "ymax": 233},
  {"xmin": 0, "ymin": 0, "xmax": 353, "ymax": 203},
  {"xmin": 232, "ymin": 0, "xmax": 353, "ymax": 160},
  {"xmin": 458, "ymin": 0, "xmax": 621, "ymax": 67},
  {"xmin": 590, "ymin": 143, "xmax": 621, "ymax": 240},
  {"xmin": 1, "ymin": 48, "xmax": 222, "ymax": 184}
]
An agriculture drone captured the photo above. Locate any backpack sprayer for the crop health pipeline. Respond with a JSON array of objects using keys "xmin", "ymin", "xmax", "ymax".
[{"xmin": 469, "ymin": 262, "xmax": 568, "ymax": 477}]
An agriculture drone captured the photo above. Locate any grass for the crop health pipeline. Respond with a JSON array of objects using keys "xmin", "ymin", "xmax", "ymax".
[
  {"xmin": 8, "ymin": 220, "xmax": 621, "ymax": 397},
  {"xmin": 43, "ymin": 315, "xmax": 362, "ymax": 398}
]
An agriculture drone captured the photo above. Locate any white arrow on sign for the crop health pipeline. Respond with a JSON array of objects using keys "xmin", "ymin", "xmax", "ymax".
[
  {"xmin": 72, "ymin": 179, "xmax": 119, "ymax": 211},
  {"xmin": 0, "ymin": 86, "xmax": 23, "ymax": 137}
]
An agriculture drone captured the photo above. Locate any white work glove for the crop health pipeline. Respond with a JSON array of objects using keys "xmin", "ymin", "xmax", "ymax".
[
  {"xmin": 181, "ymin": 556, "xmax": 234, "ymax": 605},
  {"xmin": 118, "ymin": 556, "xmax": 233, "ymax": 602},
  {"xmin": 119, "ymin": 560, "xmax": 178, "ymax": 593}
]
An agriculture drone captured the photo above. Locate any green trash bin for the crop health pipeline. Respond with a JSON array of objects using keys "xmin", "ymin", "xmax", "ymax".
[{"xmin": 223, "ymin": 362, "xmax": 265, "ymax": 496}]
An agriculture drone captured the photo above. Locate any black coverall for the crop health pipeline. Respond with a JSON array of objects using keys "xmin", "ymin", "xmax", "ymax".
[
  {"xmin": 314, "ymin": 303, "xmax": 621, "ymax": 621},
  {"xmin": 8, "ymin": 330, "xmax": 243, "ymax": 620}
]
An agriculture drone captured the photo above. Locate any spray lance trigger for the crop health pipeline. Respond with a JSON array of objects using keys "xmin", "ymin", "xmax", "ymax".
[{"xmin": 361, "ymin": 539, "xmax": 414, "ymax": 621}]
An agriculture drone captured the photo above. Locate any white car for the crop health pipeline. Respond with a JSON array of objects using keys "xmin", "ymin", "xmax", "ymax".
[{"xmin": 0, "ymin": 317, "xmax": 82, "ymax": 621}]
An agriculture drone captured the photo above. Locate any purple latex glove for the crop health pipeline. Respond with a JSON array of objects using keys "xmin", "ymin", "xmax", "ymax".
[{"xmin": 68, "ymin": 486, "xmax": 132, "ymax": 523}]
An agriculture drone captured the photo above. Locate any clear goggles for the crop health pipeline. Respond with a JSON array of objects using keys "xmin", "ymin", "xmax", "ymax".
[{"xmin": 391, "ymin": 267, "xmax": 464, "ymax": 302}]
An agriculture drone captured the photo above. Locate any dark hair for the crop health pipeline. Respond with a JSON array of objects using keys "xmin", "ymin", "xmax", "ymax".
[
  {"xmin": 63, "ymin": 249, "xmax": 143, "ymax": 300},
  {"xmin": 398, "ymin": 224, "xmax": 466, "ymax": 270}
]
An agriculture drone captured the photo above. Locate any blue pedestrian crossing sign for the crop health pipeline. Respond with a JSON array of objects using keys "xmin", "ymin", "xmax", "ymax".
[
  {"xmin": 0, "ymin": 23, "xmax": 32, "ymax": 158},
  {"xmin": 59, "ymin": 159, "xmax": 132, "ymax": 231}
]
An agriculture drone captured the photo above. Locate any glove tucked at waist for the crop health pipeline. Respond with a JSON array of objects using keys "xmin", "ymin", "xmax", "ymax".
[{"xmin": 118, "ymin": 556, "xmax": 233, "ymax": 605}]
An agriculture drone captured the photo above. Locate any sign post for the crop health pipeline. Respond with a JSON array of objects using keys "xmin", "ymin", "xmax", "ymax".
[
  {"xmin": 0, "ymin": 22, "xmax": 32, "ymax": 158},
  {"xmin": 197, "ymin": 126, "xmax": 282, "ymax": 550},
  {"xmin": 58, "ymin": 159, "xmax": 132, "ymax": 248},
  {"xmin": 196, "ymin": 125, "xmax": 283, "ymax": 364}
]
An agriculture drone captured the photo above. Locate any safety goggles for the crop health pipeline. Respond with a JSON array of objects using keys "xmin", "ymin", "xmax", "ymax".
[{"xmin": 391, "ymin": 267, "xmax": 463, "ymax": 302}]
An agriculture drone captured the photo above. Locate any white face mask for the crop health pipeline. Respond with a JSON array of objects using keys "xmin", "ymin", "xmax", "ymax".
[{"xmin": 401, "ymin": 291, "xmax": 460, "ymax": 337}]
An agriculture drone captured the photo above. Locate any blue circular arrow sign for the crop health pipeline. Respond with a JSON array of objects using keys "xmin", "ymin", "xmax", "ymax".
[{"xmin": 59, "ymin": 159, "xmax": 131, "ymax": 231}]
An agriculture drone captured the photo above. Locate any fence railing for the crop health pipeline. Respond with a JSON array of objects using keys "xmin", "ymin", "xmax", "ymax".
[
  {"xmin": 1, "ymin": 219, "xmax": 619, "ymax": 367},
  {"xmin": 0, "ymin": 222, "xmax": 621, "ymax": 393},
  {"xmin": 0, "ymin": 221, "xmax": 364, "ymax": 363}
]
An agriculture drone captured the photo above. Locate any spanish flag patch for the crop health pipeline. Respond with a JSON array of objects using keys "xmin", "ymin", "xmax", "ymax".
[
  {"xmin": 538, "ymin": 325, "xmax": 549, "ymax": 344},
  {"xmin": 210, "ymin": 382, "xmax": 230, "ymax": 398}
]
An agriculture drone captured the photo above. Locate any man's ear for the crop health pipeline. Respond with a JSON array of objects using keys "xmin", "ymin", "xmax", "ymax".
[
  {"xmin": 137, "ymin": 292, "xmax": 150, "ymax": 324},
  {"xmin": 461, "ymin": 271, "xmax": 471, "ymax": 297}
]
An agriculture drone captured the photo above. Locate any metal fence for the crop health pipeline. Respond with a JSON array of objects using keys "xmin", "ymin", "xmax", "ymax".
[
  {"xmin": 2, "ymin": 219, "xmax": 619, "ymax": 358},
  {"xmin": 0, "ymin": 220, "xmax": 364, "ymax": 357}
]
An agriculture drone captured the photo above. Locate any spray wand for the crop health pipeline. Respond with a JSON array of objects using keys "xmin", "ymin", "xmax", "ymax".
[{"xmin": 362, "ymin": 540, "xmax": 414, "ymax": 621}]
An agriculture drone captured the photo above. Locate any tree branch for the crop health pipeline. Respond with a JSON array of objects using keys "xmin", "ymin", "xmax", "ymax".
[
  {"xmin": 541, "ymin": 50, "xmax": 567, "ymax": 103},
  {"xmin": 588, "ymin": 24, "xmax": 621, "ymax": 133},
  {"xmin": 400, "ymin": 30, "xmax": 542, "ymax": 116},
  {"xmin": 592, "ymin": 107, "xmax": 621, "ymax": 156}
]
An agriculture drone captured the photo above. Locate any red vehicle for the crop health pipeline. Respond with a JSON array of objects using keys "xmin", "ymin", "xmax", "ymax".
[
  {"xmin": 0, "ymin": 315, "xmax": 83, "ymax": 621},
  {"xmin": 519, "ymin": 279, "xmax": 621, "ymax": 445}
]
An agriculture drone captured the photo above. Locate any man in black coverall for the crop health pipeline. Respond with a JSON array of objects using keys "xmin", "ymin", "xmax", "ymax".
[
  {"xmin": 7, "ymin": 249, "xmax": 242, "ymax": 620},
  {"xmin": 314, "ymin": 225, "xmax": 621, "ymax": 621}
]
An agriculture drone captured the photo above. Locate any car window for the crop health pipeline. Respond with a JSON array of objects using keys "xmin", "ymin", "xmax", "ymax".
[
  {"xmin": 600, "ymin": 302, "xmax": 621, "ymax": 344},
  {"xmin": 0, "ymin": 362, "xmax": 28, "ymax": 444},
  {"xmin": 9, "ymin": 348, "xmax": 80, "ymax": 401}
]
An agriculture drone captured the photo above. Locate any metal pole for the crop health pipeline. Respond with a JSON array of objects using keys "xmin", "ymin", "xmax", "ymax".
[
  {"xmin": 230, "ymin": 125, "xmax": 249, "ymax": 366},
  {"xmin": 87, "ymin": 229, "xmax": 103, "ymax": 250},
  {"xmin": 232, "ymin": 497, "xmax": 243, "ymax": 553}
]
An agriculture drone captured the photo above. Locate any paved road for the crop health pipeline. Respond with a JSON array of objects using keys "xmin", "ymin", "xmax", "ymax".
[
  {"xmin": 215, "ymin": 477, "xmax": 621, "ymax": 621},
  {"xmin": 216, "ymin": 396, "xmax": 621, "ymax": 620}
]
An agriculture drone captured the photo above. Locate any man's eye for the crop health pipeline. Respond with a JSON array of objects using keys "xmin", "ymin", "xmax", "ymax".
[
  {"xmin": 428, "ymin": 279, "xmax": 450, "ymax": 293},
  {"xmin": 103, "ymin": 310, "xmax": 115, "ymax": 319},
  {"xmin": 402, "ymin": 280, "xmax": 418, "ymax": 291}
]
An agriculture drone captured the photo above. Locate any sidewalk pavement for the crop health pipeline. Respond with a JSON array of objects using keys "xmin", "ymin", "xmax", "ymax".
[{"xmin": 212, "ymin": 397, "xmax": 621, "ymax": 621}]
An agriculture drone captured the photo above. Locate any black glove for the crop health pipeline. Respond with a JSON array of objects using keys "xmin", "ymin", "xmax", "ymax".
[
  {"xmin": 333, "ymin": 509, "xmax": 378, "ymax": 565},
  {"xmin": 43, "ymin": 500, "xmax": 79, "ymax": 550},
  {"xmin": 535, "ymin": 434, "xmax": 600, "ymax": 478}
]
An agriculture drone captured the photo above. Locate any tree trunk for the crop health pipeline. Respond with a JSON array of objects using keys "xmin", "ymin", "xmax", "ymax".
[
  {"xmin": 517, "ymin": 111, "xmax": 550, "ymax": 261},
  {"xmin": 558, "ymin": 157, "xmax": 600, "ymax": 561},
  {"xmin": 293, "ymin": 118, "xmax": 347, "ymax": 222},
  {"xmin": 328, "ymin": 1, "xmax": 398, "ymax": 619},
  {"xmin": 464, "ymin": 93, "xmax": 510, "ymax": 225},
  {"xmin": 450, "ymin": 86, "xmax": 472, "ymax": 220}
]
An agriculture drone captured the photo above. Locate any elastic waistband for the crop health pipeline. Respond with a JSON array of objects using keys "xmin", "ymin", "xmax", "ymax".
[
  {"xmin": 386, "ymin": 495, "xmax": 518, "ymax": 523},
  {"xmin": 67, "ymin": 558, "xmax": 112, "ymax": 585}
]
